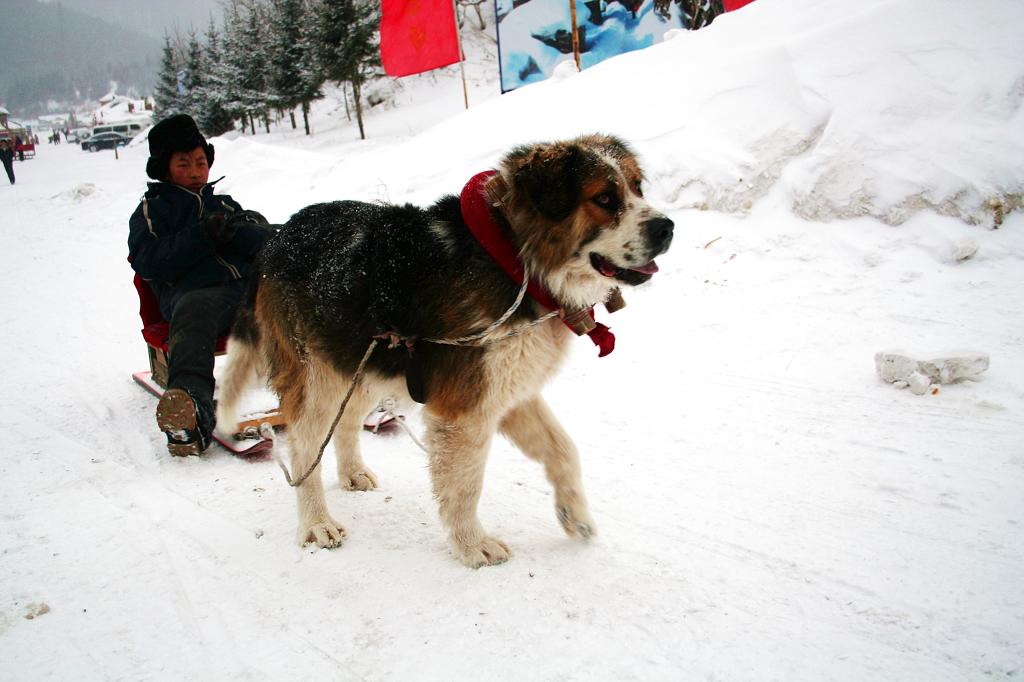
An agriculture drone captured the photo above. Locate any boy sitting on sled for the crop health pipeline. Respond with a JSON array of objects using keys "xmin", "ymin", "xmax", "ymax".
[{"xmin": 128, "ymin": 114, "xmax": 273, "ymax": 456}]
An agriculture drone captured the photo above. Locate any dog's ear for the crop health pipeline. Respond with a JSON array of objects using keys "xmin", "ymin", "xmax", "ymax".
[{"xmin": 512, "ymin": 142, "xmax": 586, "ymax": 221}]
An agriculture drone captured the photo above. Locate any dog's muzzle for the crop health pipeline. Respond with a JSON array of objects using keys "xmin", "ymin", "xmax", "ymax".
[
  {"xmin": 589, "ymin": 214, "xmax": 675, "ymax": 286},
  {"xmin": 644, "ymin": 216, "xmax": 674, "ymax": 256}
]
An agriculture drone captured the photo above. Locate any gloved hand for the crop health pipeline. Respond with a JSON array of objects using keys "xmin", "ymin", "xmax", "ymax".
[
  {"xmin": 228, "ymin": 209, "xmax": 270, "ymax": 227},
  {"xmin": 206, "ymin": 211, "xmax": 237, "ymax": 243}
]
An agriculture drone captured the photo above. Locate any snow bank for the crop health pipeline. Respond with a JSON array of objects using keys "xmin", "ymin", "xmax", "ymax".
[{"xmin": 641, "ymin": 0, "xmax": 1024, "ymax": 226}]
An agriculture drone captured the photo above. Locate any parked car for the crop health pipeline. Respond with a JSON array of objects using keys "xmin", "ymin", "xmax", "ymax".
[{"xmin": 82, "ymin": 132, "xmax": 130, "ymax": 151}]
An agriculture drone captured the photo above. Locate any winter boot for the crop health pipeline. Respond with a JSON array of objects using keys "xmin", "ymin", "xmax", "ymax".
[{"xmin": 156, "ymin": 388, "xmax": 213, "ymax": 456}]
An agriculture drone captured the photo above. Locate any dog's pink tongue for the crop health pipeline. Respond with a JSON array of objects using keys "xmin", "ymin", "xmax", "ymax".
[
  {"xmin": 597, "ymin": 259, "xmax": 619, "ymax": 277},
  {"xmin": 632, "ymin": 260, "xmax": 659, "ymax": 275}
]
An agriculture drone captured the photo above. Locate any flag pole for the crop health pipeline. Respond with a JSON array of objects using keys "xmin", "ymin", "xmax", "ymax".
[
  {"xmin": 569, "ymin": 0, "xmax": 581, "ymax": 71},
  {"xmin": 453, "ymin": 0, "xmax": 469, "ymax": 109}
]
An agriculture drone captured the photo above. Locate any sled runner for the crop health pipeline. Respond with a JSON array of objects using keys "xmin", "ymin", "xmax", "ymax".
[{"xmin": 362, "ymin": 406, "xmax": 403, "ymax": 434}]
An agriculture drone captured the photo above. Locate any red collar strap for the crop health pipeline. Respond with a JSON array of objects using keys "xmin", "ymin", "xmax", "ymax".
[{"xmin": 460, "ymin": 170, "xmax": 615, "ymax": 357}]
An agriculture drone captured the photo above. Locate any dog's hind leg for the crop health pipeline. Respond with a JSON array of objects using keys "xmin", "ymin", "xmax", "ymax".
[
  {"xmin": 285, "ymin": 360, "xmax": 350, "ymax": 549},
  {"xmin": 500, "ymin": 395, "xmax": 596, "ymax": 539},
  {"xmin": 332, "ymin": 382, "xmax": 379, "ymax": 491},
  {"xmin": 423, "ymin": 411, "xmax": 510, "ymax": 568},
  {"xmin": 215, "ymin": 337, "xmax": 259, "ymax": 434}
]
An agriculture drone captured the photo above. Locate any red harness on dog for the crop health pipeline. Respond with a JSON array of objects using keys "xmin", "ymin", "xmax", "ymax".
[{"xmin": 460, "ymin": 170, "xmax": 616, "ymax": 357}]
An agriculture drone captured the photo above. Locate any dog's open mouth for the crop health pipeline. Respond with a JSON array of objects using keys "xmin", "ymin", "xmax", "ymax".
[{"xmin": 590, "ymin": 253, "xmax": 659, "ymax": 285}]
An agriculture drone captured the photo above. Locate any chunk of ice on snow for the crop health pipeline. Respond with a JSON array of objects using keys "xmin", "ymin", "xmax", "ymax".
[{"xmin": 874, "ymin": 351, "xmax": 989, "ymax": 394}]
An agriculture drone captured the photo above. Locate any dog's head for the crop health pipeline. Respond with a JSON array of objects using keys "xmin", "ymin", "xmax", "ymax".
[{"xmin": 488, "ymin": 134, "xmax": 673, "ymax": 309}]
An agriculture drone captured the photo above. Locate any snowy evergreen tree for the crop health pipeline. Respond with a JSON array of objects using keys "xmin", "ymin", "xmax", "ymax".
[
  {"xmin": 198, "ymin": 19, "xmax": 236, "ymax": 137},
  {"xmin": 212, "ymin": 1, "xmax": 250, "ymax": 133},
  {"xmin": 312, "ymin": 0, "xmax": 380, "ymax": 140},
  {"xmin": 183, "ymin": 31, "xmax": 205, "ymax": 122},
  {"xmin": 680, "ymin": 0, "xmax": 725, "ymax": 29},
  {"xmin": 237, "ymin": 2, "xmax": 273, "ymax": 134},
  {"xmin": 269, "ymin": 0, "xmax": 323, "ymax": 135},
  {"xmin": 457, "ymin": 0, "xmax": 489, "ymax": 31},
  {"xmin": 152, "ymin": 36, "xmax": 185, "ymax": 122}
]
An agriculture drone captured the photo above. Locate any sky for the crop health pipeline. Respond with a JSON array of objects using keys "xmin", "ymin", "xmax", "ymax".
[
  {"xmin": 0, "ymin": 0, "xmax": 1022, "ymax": 679},
  {"xmin": 37, "ymin": 0, "xmax": 222, "ymax": 38}
]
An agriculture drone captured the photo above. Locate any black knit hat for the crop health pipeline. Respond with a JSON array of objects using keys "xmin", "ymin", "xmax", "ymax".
[{"xmin": 145, "ymin": 114, "xmax": 215, "ymax": 180}]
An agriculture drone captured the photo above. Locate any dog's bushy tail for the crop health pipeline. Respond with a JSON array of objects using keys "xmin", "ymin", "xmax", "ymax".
[
  {"xmin": 216, "ymin": 264, "xmax": 264, "ymax": 432},
  {"xmin": 232, "ymin": 263, "xmax": 262, "ymax": 347}
]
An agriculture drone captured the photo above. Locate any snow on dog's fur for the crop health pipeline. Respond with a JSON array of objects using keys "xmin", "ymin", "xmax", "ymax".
[{"xmin": 216, "ymin": 134, "xmax": 673, "ymax": 567}]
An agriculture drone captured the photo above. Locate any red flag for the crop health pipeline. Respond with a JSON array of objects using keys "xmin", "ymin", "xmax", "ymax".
[
  {"xmin": 380, "ymin": 0, "xmax": 461, "ymax": 77},
  {"xmin": 723, "ymin": 0, "xmax": 756, "ymax": 10}
]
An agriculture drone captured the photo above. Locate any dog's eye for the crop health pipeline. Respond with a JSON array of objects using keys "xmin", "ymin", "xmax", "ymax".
[
  {"xmin": 633, "ymin": 180, "xmax": 644, "ymax": 197},
  {"xmin": 592, "ymin": 192, "xmax": 616, "ymax": 209}
]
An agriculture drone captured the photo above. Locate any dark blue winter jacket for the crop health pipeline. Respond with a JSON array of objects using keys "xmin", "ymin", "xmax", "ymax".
[{"xmin": 128, "ymin": 180, "xmax": 270, "ymax": 320}]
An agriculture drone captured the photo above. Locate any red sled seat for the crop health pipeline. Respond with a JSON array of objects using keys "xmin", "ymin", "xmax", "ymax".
[{"xmin": 133, "ymin": 272, "xmax": 227, "ymax": 388}]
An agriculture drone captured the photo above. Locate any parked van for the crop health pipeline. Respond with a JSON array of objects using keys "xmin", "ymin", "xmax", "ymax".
[{"xmin": 92, "ymin": 122, "xmax": 144, "ymax": 138}]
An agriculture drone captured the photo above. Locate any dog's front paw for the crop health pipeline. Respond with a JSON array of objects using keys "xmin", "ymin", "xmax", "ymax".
[
  {"xmin": 557, "ymin": 502, "xmax": 597, "ymax": 539},
  {"xmin": 341, "ymin": 468, "xmax": 379, "ymax": 491},
  {"xmin": 299, "ymin": 519, "xmax": 347, "ymax": 549},
  {"xmin": 455, "ymin": 536, "xmax": 511, "ymax": 568}
]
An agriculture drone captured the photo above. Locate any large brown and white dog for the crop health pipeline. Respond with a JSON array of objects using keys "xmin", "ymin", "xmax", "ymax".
[{"xmin": 216, "ymin": 134, "xmax": 673, "ymax": 567}]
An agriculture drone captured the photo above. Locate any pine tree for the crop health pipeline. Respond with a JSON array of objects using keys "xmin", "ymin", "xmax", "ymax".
[
  {"xmin": 313, "ymin": 0, "xmax": 380, "ymax": 140},
  {"xmin": 218, "ymin": 1, "xmax": 253, "ymax": 133},
  {"xmin": 269, "ymin": 0, "xmax": 323, "ymax": 135},
  {"xmin": 198, "ymin": 19, "xmax": 236, "ymax": 136},
  {"xmin": 238, "ymin": 2, "xmax": 273, "ymax": 134},
  {"xmin": 682, "ymin": 0, "xmax": 725, "ymax": 29},
  {"xmin": 152, "ymin": 36, "xmax": 184, "ymax": 122},
  {"xmin": 183, "ymin": 30, "xmax": 205, "ymax": 123}
]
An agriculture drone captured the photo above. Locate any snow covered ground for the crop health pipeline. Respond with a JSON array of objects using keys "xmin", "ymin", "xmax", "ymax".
[{"xmin": 1, "ymin": 0, "xmax": 1022, "ymax": 679}]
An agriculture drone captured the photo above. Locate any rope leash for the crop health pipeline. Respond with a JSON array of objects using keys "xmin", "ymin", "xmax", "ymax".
[
  {"xmin": 422, "ymin": 276, "xmax": 559, "ymax": 346},
  {"xmin": 275, "ymin": 275, "xmax": 568, "ymax": 488},
  {"xmin": 372, "ymin": 397, "xmax": 429, "ymax": 452}
]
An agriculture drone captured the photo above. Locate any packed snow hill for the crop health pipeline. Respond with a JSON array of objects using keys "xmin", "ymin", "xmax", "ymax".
[{"xmin": 1, "ymin": 0, "xmax": 1022, "ymax": 679}]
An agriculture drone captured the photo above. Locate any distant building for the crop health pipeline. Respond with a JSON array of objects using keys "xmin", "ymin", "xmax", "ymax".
[{"xmin": 90, "ymin": 94, "xmax": 152, "ymax": 130}]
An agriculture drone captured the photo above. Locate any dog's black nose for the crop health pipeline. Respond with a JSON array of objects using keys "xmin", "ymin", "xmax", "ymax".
[{"xmin": 645, "ymin": 216, "xmax": 674, "ymax": 252}]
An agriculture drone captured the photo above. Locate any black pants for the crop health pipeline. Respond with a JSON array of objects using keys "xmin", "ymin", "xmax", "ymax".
[
  {"xmin": 2, "ymin": 161, "xmax": 13, "ymax": 184},
  {"xmin": 166, "ymin": 281, "xmax": 245, "ymax": 418}
]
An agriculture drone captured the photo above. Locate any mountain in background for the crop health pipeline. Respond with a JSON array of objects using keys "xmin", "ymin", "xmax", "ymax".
[
  {"xmin": 37, "ymin": 0, "xmax": 223, "ymax": 39},
  {"xmin": 1, "ymin": 0, "xmax": 167, "ymax": 116}
]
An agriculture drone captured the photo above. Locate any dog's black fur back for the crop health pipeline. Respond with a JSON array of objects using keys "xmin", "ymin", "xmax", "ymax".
[{"xmin": 237, "ymin": 197, "xmax": 524, "ymax": 397}]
